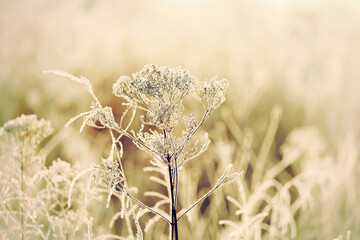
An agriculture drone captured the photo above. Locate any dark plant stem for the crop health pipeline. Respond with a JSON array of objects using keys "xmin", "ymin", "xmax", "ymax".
[
  {"xmin": 168, "ymin": 158, "xmax": 178, "ymax": 240},
  {"xmin": 164, "ymin": 130, "xmax": 179, "ymax": 240}
]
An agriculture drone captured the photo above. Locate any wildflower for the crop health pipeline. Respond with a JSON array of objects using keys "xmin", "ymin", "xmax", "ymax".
[
  {"xmin": 83, "ymin": 102, "xmax": 116, "ymax": 130},
  {"xmin": 45, "ymin": 64, "xmax": 237, "ymax": 240},
  {"xmin": 112, "ymin": 75, "xmax": 136, "ymax": 100},
  {"xmin": 196, "ymin": 77, "xmax": 229, "ymax": 110},
  {"xmin": 92, "ymin": 156, "xmax": 126, "ymax": 195},
  {"xmin": 0, "ymin": 114, "xmax": 53, "ymax": 176},
  {"xmin": 2, "ymin": 114, "xmax": 53, "ymax": 146},
  {"xmin": 146, "ymin": 103, "xmax": 184, "ymax": 131},
  {"xmin": 113, "ymin": 64, "xmax": 197, "ymax": 104},
  {"xmin": 182, "ymin": 114, "xmax": 197, "ymax": 137}
]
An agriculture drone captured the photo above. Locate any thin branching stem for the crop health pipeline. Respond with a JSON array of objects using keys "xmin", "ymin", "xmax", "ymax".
[
  {"xmin": 125, "ymin": 192, "xmax": 171, "ymax": 224},
  {"xmin": 167, "ymin": 159, "xmax": 178, "ymax": 240},
  {"xmin": 177, "ymin": 170, "xmax": 242, "ymax": 221},
  {"xmin": 109, "ymin": 125, "xmax": 162, "ymax": 160},
  {"xmin": 174, "ymin": 157, "xmax": 179, "ymax": 208},
  {"xmin": 177, "ymin": 177, "xmax": 226, "ymax": 221},
  {"xmin": 175, "ymin": 109, "xmax": 211, "ymax": 160},
  {"xmin": 164, "ymin": 130, "xmax": 179, "ymax": 240}
]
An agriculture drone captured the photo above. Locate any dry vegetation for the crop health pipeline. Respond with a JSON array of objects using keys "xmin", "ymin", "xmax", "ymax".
[{"xmin": 1, "ymin": 0, "xmax": 359, "ymax": 239}]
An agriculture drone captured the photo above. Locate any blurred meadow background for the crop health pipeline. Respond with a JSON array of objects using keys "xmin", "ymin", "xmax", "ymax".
[{"xmin": 1, "ymin": 0, "xmax": 360, "ymax": 239}]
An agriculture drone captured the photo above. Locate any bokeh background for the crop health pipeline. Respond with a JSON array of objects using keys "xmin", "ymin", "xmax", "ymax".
[{"xmin": 1, "ymin": 0, "xmax": 360, "ymax": 239}]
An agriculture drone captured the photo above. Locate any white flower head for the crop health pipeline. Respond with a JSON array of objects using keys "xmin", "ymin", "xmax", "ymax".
[
  {"xmin": 2, "ymin": 114, "xmax": 53, "ymax": 146},
  {"xmin": 197, "ymin": 77, "xmax": 229, "ymax": 110}
]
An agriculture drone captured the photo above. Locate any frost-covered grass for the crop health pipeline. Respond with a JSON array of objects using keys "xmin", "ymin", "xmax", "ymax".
[{"xmin": 1, "ymin": 66, "xmax": 358, "ymax": 239}]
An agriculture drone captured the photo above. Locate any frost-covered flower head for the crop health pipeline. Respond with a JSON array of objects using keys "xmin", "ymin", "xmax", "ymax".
[
  {"xmin": 197, "ymin": 77, "xmax": 229, "ymax": 110},
  {"xmin": 0, "ymin": 114, "xmax": 53, "ymax": 175},
  {"xmin": 2, "ymin": 114, "xmax": 53, "ymax": 146},
  {"xmin": 115, "ymin": 64, "xmax": 197, "ymax": 100},
  {"xmin": 113, "ymin": 64, "xmax": 228, "ymax": 132},
  {"xmin": 112, "ymin": 64, "xmax": 230, "ymax": 166}
]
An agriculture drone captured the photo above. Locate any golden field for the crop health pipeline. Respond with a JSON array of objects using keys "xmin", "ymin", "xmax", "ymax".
[{"xmin": 1, "ymin": 0, "xmax": 359, "ymax": 239}]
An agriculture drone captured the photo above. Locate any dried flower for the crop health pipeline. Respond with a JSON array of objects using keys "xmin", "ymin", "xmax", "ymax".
[
  {"xmin": 2, "ymin": 114, "xmax": 53, "ymax": 146},
  {"xmin": 146, "ymin": 103, "xmax": 184, "ymax": 130},
  {"xmin": 127, "ymin": 64, "xmax": 197, "ymax": 100},
  {"xmin": 196, "ymin": 77, "xmax": 229, "ymax": 110},
  {"xmin": 112, "ymin": 75, "xmax": 136, "ymax": 100},
  {"xmin": 45, "ymin": 64, "xmax": 235, "ymax": 240},
  {"xmin": 182, "ymin": 114, "xmax": 197, "ymax": 137}
]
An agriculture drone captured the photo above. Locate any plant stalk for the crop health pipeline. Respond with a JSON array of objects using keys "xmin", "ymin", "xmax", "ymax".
[
  {"xmin": 164, "ymin": 130, "xmax": 179, "ymax": 240},
  {"xmin": 168, "ymin": 159, "xmax": 178, "ymax": 240}
]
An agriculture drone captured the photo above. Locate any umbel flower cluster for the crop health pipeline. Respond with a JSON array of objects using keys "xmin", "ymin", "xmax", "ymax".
[
  {"xmin": 112, "ymin": 64, "xmax": 228, "ymax": 164},
  {"xmin": 45, "ymin": 64, "xmax": 241, "ymax": 240},
  {"xmin": 112, "ymin": 64, "xmax": 227, "ymax": 131},
  {"xmin": 0, "ymin": 114, "xmax": 53, "ymax": 176}
]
